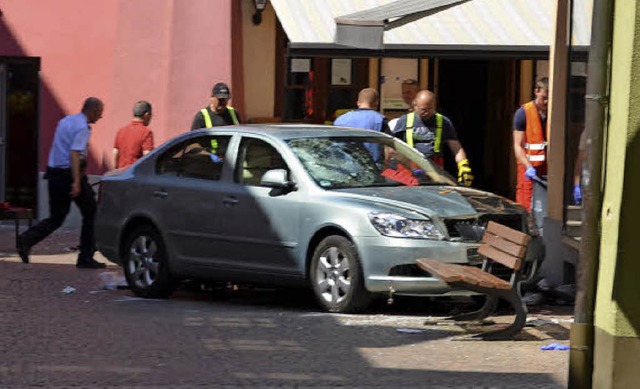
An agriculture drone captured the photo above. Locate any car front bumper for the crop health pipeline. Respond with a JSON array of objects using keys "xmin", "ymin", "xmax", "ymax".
[{"xmin": 354, "ymin": 236, "xmax": 481, "ymax": 296}]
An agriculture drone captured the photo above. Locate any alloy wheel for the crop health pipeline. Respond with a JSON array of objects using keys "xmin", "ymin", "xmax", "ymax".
[
  {"xmin": 315, "ymin": 246, "xmax": 351, "ymax": 305},
  {"xmin": 127, "ymin": 234, "xmax": 160, "ymax": 289}
]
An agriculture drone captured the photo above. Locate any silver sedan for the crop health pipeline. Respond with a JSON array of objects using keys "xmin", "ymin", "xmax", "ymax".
[{"xmin": 95, "ymin": 125, "xmax": 537, "ymax": 313}]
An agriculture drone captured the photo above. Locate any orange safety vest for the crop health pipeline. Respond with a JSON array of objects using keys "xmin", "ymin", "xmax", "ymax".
[{"xmin": 523, "ymin": 101, "xmax": 547, "ymax": 169}]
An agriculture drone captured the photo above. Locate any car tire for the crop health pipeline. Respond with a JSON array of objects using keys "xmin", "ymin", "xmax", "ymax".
[
  {"xmin": 122, "ymin": 224, "xmax": 176, "ymax": 298},
  {"xmin": 310, "ymin": 235, "xmax": 372, "ymax": 313}
]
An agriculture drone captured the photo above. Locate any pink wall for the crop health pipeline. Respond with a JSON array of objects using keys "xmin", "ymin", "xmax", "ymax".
[{"xmin": 0, "ymin": 0, "xmax": 236, "ymax": 174}]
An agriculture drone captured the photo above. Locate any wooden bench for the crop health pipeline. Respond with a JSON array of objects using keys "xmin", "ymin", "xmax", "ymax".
[
  {"xmin": 0, "ymin": 205, "xmax": 34, "ymax": 248},
  {"xmin": 416, "ymin": 221, "xmax": 532, "ymax": 340}
]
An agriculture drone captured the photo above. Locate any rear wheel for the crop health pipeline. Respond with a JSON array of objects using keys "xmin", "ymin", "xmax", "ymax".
[
  {"xmin": 310, "ymin": 235, "xmax": 372, "ymax": 313},
  {"xmin": 122, "ymin": 225, "xmax": 176, "ymax": 298}
]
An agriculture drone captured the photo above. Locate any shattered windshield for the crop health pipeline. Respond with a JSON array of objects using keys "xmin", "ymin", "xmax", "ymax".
[{"xmin": 287, "ymin": 136, "xmax": 457, "ymax": 189}]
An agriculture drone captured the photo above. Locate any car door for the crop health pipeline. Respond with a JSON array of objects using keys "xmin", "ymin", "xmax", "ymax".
[
  {"xmin": 151, "ymin": 134, "xmax": 232, "ymax": 266},
  {"xmin": 214, "ymin": 136, "xmax": 303, "ymax": 277}
]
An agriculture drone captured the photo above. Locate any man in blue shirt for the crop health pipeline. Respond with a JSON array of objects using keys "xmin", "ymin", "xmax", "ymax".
[
  {"xmin": 333, "ymin": 88, "xmax": 390, "ymax": 161},
  {"xmin": 17, "ymin": 97, "xmax": 106, "ymax": 268}
]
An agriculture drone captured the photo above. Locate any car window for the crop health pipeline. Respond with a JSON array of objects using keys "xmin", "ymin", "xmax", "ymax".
[
  {"xmin": 235, "ymin": 138, "xmax": 289, "ymax": 186},
  {"xmin": 287, "ymin": 136, "xmax": 456, "ymax": 188},
  {"xmin": 156, "ymin": 135, "xmax": 231, "ymax": 180}
]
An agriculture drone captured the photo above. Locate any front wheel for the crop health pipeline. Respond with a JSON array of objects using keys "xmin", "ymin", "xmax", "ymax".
[
  {"xmin": 310, "ymin": 235, "xmax": 372, "ymax": 313},
  {"xmin": 122, "ymin": 225, "xmax": 176, "ymax": 298}
]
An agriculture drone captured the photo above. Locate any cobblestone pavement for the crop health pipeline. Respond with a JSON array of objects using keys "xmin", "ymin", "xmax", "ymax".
[{"xmin": 0, "ymin": 225, "xmax": 571, "ymax": 388}]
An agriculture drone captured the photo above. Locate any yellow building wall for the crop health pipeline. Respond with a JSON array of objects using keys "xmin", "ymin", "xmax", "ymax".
[
  {"xmin": 241, "ymin": 0, "xmax": 276, "ymax": 121},
  {"xmin": 593, "ymin": 0, "xmax": 640, "ymax": 387}
]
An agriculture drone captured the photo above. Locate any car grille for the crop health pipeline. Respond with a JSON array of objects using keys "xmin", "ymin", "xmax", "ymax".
[
  {"xmin": 389, "ymin": 264, "xmax": 425, "ymax": 277},
  {"xmin": 443, "ymin": 214, "xmax": 523, "ymax": 242}
]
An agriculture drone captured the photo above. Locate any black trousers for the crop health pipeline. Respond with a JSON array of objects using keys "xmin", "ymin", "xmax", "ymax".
[{"xmin": 20, "ymin": 167, "xmax": 96, "ymax": 262}]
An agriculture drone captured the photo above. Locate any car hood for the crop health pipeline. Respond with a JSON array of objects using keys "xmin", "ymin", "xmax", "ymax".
[{"xmin": 333, "ymin": 186, "xmax": 522, "ymax": 218}]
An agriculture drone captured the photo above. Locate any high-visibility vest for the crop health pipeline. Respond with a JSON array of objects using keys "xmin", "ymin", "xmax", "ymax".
[
  {"xmin": 522, "ymin": 101, "xmax": 546, "ymax": 167},
  {"xmin": 405, "ymin": 112, "xmax": 443, "ymax": 154},
  {"xmin": 405, "ymin": 112, "xmax": 444, "ymax": 166},
  {"xmin": 200, "ymin": 106, "xmax": 239, "ymax": 128}
]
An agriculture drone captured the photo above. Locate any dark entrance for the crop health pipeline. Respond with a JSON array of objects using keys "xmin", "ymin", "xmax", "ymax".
[
  {"xmin": 0, "ymin": 57, "xmax": 40, "ymax": 213},
  {"xmin": 437, "ymin": 59, "xmax": 516, "ymax": 198}
]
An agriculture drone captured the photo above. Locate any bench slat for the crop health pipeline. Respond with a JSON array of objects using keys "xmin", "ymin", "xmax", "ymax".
[
  {"xmin": 459, "ymin": 265, "xmax": 511, "ymax": 290},
  {"xmin": 478, "ymin": 244, "xmax": 522, "ymax": 271},
  {"xmin": 416, "ymin": 258, "xmax": 511, "ymax": 290},
  {"xmin": 482, "ymin": 233, "xmax": 527, "ymax": 259},
  {"xmin": 486, "ymin": 221, "xmax": 530, "ymax": 246},
  {"xmin": 416, "ymin": 259, "xmax": 463, "ymax": 283}
]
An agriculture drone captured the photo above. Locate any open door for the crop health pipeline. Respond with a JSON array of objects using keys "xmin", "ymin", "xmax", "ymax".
[{"xmin": 0, "ymin": 58, "xmax": 39, "ymax": 213}]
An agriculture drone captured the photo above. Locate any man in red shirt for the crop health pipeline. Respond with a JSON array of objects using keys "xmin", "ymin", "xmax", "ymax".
[{"xmin": 113, "ymin": 101, "xmax": 154, "ymax": 169}]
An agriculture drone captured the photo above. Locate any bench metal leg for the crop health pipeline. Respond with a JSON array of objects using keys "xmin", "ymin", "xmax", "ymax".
[
  {"xmin": 447, "ymin": 295, "xmax": 498, "ymax": 322},
  {"xmin": 475, "ymin": 289, "xmax": 527, "ymax": 340},
  {"xmin": 424, "ymin": 295, "xmax": 498, "ymax": 326}
]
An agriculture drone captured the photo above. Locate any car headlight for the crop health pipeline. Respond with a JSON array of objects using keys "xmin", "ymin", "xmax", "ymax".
[{"xmin": 368, "ymin": 212, "xmax": 444, "ymax": 240}]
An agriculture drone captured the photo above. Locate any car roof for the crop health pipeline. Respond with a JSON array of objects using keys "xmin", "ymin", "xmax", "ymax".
[{"xmin": 191, "ymin": 124, "xmax": 391, "ymax": 140}]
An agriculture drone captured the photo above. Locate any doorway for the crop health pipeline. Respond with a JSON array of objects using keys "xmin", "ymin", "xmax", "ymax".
[
  {"xmin": 0, "ymin": 57, "xmax": 40, "ymax": 213},
  {"xmin": 437, "ymin": 59, "xmax": 516, "ymax": 197}
]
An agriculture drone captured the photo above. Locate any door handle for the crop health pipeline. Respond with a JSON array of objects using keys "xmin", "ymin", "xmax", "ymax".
[
  {"xmin": 223, "ymin": 196, "xmax": 239, "ymax": 207},
  {"xmin": 153, "ymin": 190, "xmax": 168, "ymax": 199}
]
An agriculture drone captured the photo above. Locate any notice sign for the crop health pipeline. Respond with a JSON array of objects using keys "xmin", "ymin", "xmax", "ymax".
[
  {"xmin": 291, "ymin": 58, "xmax": 311, "ymax": 73},
  {"xmin": 331, "ymin": 59, "xmax": 352, "ymax": 85}
]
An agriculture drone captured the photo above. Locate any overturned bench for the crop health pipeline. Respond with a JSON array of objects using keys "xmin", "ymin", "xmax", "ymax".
[{"xmin": 416, "ymin": 221, "xmax": 532, "ymax": 340}]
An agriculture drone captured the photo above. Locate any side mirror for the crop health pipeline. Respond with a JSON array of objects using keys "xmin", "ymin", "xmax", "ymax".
[{"xmin": 260, "ymin": 169, "xmax": 296, "ymax": 191}]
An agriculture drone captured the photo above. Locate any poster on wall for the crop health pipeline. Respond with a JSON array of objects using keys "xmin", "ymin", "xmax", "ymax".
[
  {"xmin": 291, "ymin": 58, "xmax": 311, "ymax": 73},
  {"xmin": 331, "ymin": 59, "xmax": 352, "ymax": 85}
]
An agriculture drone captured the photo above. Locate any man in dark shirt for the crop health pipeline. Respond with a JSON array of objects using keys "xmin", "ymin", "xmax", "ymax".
[
  {"xmin": 190, "ymin": 82, "xmax": 241, "ymax": 130},
  {"xmin": 392, "ymin": 90, "xmax": 473, "ymax": 186},
  {"xmin": 512, "ymin": 77, "xmax": 549, "ymax": 211}
]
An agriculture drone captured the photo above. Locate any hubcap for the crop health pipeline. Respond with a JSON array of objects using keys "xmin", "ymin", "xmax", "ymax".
[
  {"xmin": 127, "ymin": 235, "xmax": 160, "ymax": 289},
  {"xmin": 315, "ymin": 246, "xmax": 351, "ymax": 304}
]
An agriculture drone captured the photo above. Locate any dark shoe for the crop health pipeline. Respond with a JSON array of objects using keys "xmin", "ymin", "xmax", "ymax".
[
  {"xmin": 16, "ymin": 236, "xmax": 30, "ymax": 264},
  {"xmin": 76, "ymin": 258, "xmax": 106, "ymax": 269}
]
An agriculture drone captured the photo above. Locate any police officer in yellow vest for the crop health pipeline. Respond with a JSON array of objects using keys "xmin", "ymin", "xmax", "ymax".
[
  {"xmin": 392, "ymin": 90, "xmax": 474, "ymax": 186},
  {"xmin": 190, "ymin": 82, "xmax": 240, "ymax": 130}
]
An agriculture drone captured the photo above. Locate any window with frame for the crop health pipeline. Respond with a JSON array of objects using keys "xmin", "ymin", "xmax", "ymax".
[
  {"xmin": 235, "ymin": 138, "xmax": 289, "ymax": 186},
  {"xmin": 156, "ymin": 135, "xmax": 231, "ymax": 181}
]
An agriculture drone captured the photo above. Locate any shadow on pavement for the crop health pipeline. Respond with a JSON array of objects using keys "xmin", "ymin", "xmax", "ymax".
[
  {"xmin": 0, "ymin": 226, "xmax": 80, "ymax": 258},
  {"xmin": 0, "ymin": 260, "xmax": 568, "ymax": 388}
]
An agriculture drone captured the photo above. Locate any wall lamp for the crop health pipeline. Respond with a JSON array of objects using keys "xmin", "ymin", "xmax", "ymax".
[{"xmin": 252, "ymin": 0, "xmax": 268, "ymax": 25}]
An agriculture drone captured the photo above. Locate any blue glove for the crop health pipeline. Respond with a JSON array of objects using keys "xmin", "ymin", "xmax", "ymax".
[
  {"xmin": 209, "ymin": 154, "xmax": 223, "ymax": 163},
  {"xmin": 412, "ymin": 168, "xmax": 425, "ymax": 177},
  {"xmin": 541, "ymin": 342, "xmax": 569, "ymax": 351},
  {"xmin": 525, "ymin": 166, "xmax": 537, "ymax": 180},
  {"xmin": 573, "ymin": 184, "xmax": 582, "ymax": 205}
]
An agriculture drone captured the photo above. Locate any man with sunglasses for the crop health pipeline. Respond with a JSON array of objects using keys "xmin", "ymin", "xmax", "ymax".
[{"xmin": 190, "ymin": 82, "xmax": 241, "ymax": 130}]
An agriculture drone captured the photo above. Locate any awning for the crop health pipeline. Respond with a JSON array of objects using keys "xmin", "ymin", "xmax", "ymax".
[
  {"xmin": 334, "ymin": 0, "xmax": 470, "ymax": 50},
  {"xmin": 270, "ymin": 0, "xmax": 593, "ymax": 58}
]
